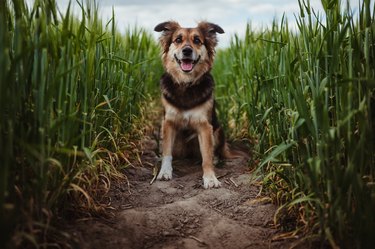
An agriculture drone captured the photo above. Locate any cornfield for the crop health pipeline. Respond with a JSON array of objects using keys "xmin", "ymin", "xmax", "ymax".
[
  {"xmin": 0, "ymin": 0, "xmax": 161, "ymax": 247},
  {"xmin": 213, "ymin": 0, "xmax": 375, "ymax": 247},
  {"xmin": 1, "ymin": 0, "xmax": 374, "ymax": 248}
]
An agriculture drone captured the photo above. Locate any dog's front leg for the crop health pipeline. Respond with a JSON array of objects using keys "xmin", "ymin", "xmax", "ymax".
[
  {"xmin": 157, "ymin": 120, "xmax": 176, "ymax": 180},
  {"xmin": 198, "ymin": 122, "xmax": 221, "ymax": 189}
]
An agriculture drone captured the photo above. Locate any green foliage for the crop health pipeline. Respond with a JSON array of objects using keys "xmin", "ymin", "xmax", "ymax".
[
  {"xmin": 2, "ymin": 0, "xmax": 374, "ymax": 248},
  {"xmin": 0, "ymin": 0, "xmax": 162, "ymax": 247},
  {"xmin": 213, "ymin": 0, "xmax": 375, "ymax": 247}
]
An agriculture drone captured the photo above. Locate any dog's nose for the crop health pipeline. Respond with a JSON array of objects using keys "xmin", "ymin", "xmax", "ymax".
[{"xmin": 182, "ymin": 47, "xmax": 193, "ymax": 56}]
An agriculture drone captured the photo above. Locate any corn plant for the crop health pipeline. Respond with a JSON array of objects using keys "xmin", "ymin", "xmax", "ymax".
[
  {"xmin": 0, "ymin": 0, "xmax": 162, "ymax": 247},
  {"xmin": 213, "ymin": 0, "xmax": 375, "ymax": 247}
]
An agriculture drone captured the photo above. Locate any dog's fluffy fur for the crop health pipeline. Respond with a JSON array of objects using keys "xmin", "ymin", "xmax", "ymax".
[{"xmin": 154, "ymin": 21, "xmax": 241, "ymax": 188}]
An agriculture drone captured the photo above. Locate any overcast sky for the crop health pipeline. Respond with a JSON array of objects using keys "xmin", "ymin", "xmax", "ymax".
[{"xmin": 27, "ymin": 0, "xmax": 362, "ymax": 47}]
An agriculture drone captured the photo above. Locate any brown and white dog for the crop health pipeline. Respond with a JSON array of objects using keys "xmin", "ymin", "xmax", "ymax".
[{"xmin": 154, "ymin": 21, "xmax": 241, "ymax": 189}]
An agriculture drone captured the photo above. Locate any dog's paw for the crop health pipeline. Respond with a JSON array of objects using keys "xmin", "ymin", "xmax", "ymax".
[
  {"xmin": 157, "ymin": 167, "xmax": 172, "ymax": 180},
  {"xmin": 202, "ymin": 174, "xmax": 221, "ymax": 189},
  {"xmin": 157, "ymin": 156, "xmax": 173, "ymax": 181}
]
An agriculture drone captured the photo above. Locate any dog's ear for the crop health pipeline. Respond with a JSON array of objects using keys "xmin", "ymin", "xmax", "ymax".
[
  {"xmin": 154, "ymin": 21, "xmax": 180, "ymax": 53},
  {"xmin": 154, "ymin": 21, "xmax": 180, "ymax": 33},
  {"xmin": 200, "ymin": 22, "xmax": 224, "ymax": 35},
  {"xmin": 198, "ymin": 22, "xmax": 224, "ymax": 59}
]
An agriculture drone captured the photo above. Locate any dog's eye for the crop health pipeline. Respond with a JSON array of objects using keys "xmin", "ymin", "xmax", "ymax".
[
  {"xmin": 175, "ymin": 37, "xmax": 182, "ymax": 43},
  {"xmin": 193, "ymin": 37, "xmax": 201, "ymax": 45}
]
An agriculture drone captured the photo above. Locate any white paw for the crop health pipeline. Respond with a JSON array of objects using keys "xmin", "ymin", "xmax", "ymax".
[
  {"xmin": 203, "ymin": 174, "xmax": 221, "ymax": 189},
  {"xmin": 157, "ymin": 156, "xmax": 173, "ymax": 180}
]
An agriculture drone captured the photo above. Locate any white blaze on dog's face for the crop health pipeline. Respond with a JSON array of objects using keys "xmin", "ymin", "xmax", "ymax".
[{"xmin": 154, "ymin": 21, "xmax": 224, "ymax": 84}]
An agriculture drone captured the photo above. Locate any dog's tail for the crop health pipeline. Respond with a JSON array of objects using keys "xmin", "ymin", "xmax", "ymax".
[
  {"xmin": 214, "ymin": 127, "xmax": 250, "ymax": 160},
  {"xmin": 219, "ymin": 142, "xmax": 250, "ymax": 160}
]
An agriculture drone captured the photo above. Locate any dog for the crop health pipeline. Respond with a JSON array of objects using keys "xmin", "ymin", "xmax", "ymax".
[{"xmin": 154, "ymin": 21, "xmax": 243, "ymax": 189}]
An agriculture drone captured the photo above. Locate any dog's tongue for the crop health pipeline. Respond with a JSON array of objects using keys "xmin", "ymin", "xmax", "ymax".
[{"xmin": 181, "ymin": 60, "xmax": 193, "ymax": 71}]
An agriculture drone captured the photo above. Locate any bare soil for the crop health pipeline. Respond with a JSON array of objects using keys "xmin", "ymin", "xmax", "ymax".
[{"xmin": 65, "ymin": 137, "xmax": 301, "ymax": 249}]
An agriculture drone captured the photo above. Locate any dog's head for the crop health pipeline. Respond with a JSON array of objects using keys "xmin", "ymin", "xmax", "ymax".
[{"xmin": 155, "ymin": 21, "xmax": 224, "ymax": 84}]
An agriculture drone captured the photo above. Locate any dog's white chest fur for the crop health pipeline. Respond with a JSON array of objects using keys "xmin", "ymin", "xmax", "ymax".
[{"xmin": 163, "ymin": 98, "xmax": 212, "ymax": 128}]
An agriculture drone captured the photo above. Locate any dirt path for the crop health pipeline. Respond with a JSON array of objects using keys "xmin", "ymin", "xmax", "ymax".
[{"xmin": 66, "ymin": 137, "xmax": 299, "ymax": 249}]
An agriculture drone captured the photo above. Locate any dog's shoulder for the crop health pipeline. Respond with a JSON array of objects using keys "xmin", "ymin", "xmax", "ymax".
[{"xmin": 160, "ymin": 73, "xmax": 214, "ymax": 110}]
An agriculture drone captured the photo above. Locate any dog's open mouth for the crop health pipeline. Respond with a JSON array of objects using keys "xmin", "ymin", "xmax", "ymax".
[{"xmin": 174, "ymin": 54, "xmax": 201, "ymax": 72}]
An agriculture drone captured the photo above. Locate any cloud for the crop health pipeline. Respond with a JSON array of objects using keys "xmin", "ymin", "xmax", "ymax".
[{"xmin": 26, "ymin": 0, "xmax": 362, "ymax": 47}]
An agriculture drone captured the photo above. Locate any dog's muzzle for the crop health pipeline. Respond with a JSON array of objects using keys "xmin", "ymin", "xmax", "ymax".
[{"xmin": 174, "ymin": 47, "xmax": 201, "ymax": 73}]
